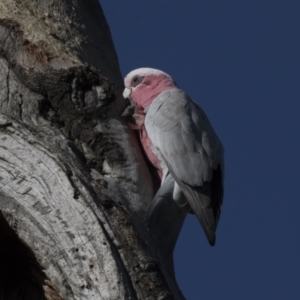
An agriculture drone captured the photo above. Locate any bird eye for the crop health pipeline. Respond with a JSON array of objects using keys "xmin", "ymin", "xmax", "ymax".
[{"xmin": 131, "ymin": 75, "xmax": 143, "ymax": 87}]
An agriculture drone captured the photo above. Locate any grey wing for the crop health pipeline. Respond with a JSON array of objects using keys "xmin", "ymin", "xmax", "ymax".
[{"xmin": 145, "ymin": 89, "xmax": 224, "ymax": 245}]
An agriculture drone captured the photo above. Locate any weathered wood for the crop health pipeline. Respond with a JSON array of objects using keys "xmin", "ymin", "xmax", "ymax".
[{"xmin": 0, "ymin": 0, "xmax": 185, "ymax": 299}]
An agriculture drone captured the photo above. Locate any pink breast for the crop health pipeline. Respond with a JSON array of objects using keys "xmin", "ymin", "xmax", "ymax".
[
  {"xmin": 140, "ymin": 127, "xmax": 163, "ymax": 180},
  {"xmin": 131, "ymin": 105, "xmax": 163, "ymax": 180}
]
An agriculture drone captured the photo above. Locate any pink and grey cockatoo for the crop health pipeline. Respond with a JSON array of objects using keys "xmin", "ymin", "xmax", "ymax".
[{"xmin": 123, "ymin": 68, "xmax": 224, "ymax": 258}]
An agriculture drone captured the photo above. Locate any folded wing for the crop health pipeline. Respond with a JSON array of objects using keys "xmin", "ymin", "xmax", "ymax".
[{"xmin": 145, "ymin": 89, "xmax": 224, "ymax": 245}]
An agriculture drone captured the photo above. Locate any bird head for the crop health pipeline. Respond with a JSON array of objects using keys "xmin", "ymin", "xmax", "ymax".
[{"xmin": 123, "ymin": 68, "xmax": 177, "ymax": 109}]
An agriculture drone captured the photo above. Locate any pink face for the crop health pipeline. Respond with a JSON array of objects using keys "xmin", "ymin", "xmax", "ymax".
[{"xmin": 124, "ymin": 68, "xmax": 177, "ymax": 109}]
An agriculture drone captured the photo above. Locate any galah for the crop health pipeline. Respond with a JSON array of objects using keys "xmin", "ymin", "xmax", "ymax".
[{"xmin": 123, "ymin": 68, "xmax": 224, "ymax": 258}]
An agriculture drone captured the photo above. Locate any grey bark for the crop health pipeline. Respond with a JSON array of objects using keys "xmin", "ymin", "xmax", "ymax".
[{"xmin": 0, "ymin": 1, "xmax": 184, "ymax": 299}]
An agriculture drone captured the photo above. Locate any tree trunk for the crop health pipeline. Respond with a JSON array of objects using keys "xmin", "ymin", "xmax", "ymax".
[{"xmin": 0, "ymin": 1, "xmax": 184, "ymax": 299}]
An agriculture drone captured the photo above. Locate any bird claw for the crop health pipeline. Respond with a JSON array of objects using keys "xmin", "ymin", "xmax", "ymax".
[{"xmin": 121, "ymin": 100, "xmax": 136, "ymax": 117}]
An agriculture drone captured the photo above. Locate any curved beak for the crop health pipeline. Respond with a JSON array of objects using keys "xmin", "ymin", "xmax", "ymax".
[{"xmin": 123, "ymin": 87, "xmax": 132, "ymax": 99}]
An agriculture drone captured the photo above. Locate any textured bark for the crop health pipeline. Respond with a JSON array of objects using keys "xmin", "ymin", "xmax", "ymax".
[{"xmin": 0, "ymin": 1, "xmax": 184, "ymax": 299}]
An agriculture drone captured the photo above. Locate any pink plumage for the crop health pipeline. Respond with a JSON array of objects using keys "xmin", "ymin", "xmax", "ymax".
[
  {"xmin": 125, "ymin": 74, "xmax": 177, "ymax": 109},
  {"xmin": 131, "ymin": 105, "xmax": 163, "ymax": 179}
]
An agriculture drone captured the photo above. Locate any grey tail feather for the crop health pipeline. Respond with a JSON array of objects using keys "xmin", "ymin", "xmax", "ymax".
[
  {"xmin": 208, "ymin": 233, "xmax": 216, "ymax": 246},
  {"xmin": 145, "ymin": 174, "xmax": 188, "ymax": 262},
  {"xmin": 159, "ymin": 157, "xmax": 223, "ymax": 247},
  {"xmin": 183, "ymin": 184, "xmax": 217, "ymax": 246},
  {"xmin": 163, "ymin": 159, "xmax": 217, "ymax": 246}
]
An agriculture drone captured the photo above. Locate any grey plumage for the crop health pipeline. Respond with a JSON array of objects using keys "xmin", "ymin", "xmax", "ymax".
[{"xmin": 145, "ymin": 88, "xmax": 224, "ymax": 246}]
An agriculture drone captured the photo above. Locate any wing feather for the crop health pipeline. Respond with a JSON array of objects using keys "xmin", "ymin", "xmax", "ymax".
[{"xmin": 145, "ymin": 88, "xmax": 224, "ymax": 245}]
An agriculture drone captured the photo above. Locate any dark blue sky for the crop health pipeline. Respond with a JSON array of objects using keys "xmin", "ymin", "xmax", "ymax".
[{"xmin": 100, "ymin": 1, "xmax": 300, "ymax": 299}]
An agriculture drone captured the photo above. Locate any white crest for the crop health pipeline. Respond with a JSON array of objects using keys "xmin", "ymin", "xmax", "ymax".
[{"xmin": 124, "ymin": 68, "xmax": 172, "ymax": 87}]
